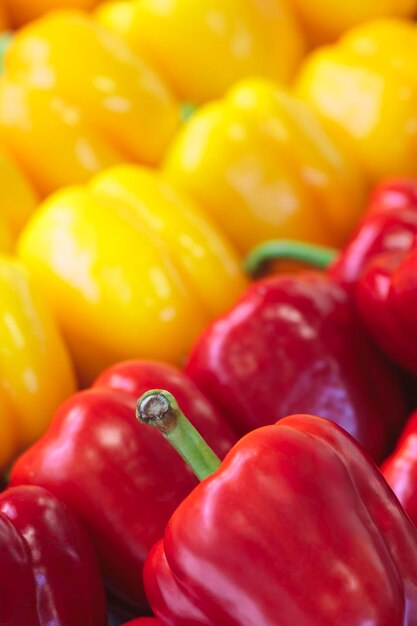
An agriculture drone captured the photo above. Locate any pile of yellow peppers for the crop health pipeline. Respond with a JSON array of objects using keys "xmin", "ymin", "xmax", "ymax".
[{"xmin": 2, "ymin": 0, "xmax": 417, "ymax": 472}]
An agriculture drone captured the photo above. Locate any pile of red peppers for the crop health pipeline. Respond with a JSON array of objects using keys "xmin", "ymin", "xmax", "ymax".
[{"xmin": 5, "ymin": 179, "xmax": 417, "ymax": 624}]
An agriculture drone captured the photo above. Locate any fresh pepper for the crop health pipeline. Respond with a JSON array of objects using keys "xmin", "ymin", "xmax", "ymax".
[
  {"xmin": 185, "ymin": 268, "xmax": 407, "ymax": 461},
  {"xmin": 0, "ymin": 254, "xmax": 76, "ymax": 470},
  {"xmin": 295, "ymin": 19, "xmax": 417, "ymax": 183},
  {"xmin": 94, "ymin": 0, "xmax": 305, "ymax": 104},
  {"xmin": 0, "ymin": 144, "xmax": 38, "ymax": 252},
  {"xmin": 10, "ymin": 359, "xmax": 237, "ymax": 612},
  {"xmin": 163, "ymin": 78, "xmax": 367, "ymax": 254},
  {"xmin": 17, "ymin": 165, "xmax": 246, "ymax": 384},
  {"xmin": 382, "ymin": 410, "xmax": 417, "ymax": 528},
  {"xmin": 137, "ymin": 390, "xmax": 417, "ymax": 626},
  {"xmin": 0, "ymin": 484, "xmax": 107, "ymax": 624},
  {"xmin": 0, "ymin": 10, "xmax": 180, "ymax": 196},
  {"xmin": 287, "ymin": 0, "xmax": 417, "ymax": 45}
]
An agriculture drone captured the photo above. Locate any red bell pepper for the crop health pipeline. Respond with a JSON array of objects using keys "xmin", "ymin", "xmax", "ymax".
[
  {"xmin": 355, "ymin": 248, "xmax": 417, "ymax": 377},
  {"xmin": 185, "ymin": 271, "xmax": 407, "ymax": 461},
  {"xmin": 382, "ymin": 410, "xmax": 417, "ymax": 527},
  {"xmin": 137, "ymin": 390, "xmax": 417, "ymax": 626},
  {"xmin": 10, "ymin": 360, "xmax": 237, "ymax": 613},
  {"xmin": 0, "ymin": 484, "xmax": 107, "ymax": 625}
]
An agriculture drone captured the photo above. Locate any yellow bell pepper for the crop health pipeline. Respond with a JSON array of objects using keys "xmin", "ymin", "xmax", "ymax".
[
  {"xmin": 94, "ymin": 0, "xmax": 305, "ymax": 103},
  {"xmin": 18, "ymin": 165, "xmax": 247, "ymax": 385},
  {"xmin": 295, "ymin": 19, "xmax": 417, "ymax": 183},
  {"xmin": 286, "ymin": 0, "xmax": 417, "ymax": 44},
  {"xmin": 0, "ymin": 254, "xmax": 76, "ymax": 469},
  {"xmin": 163, "ymin": 78, "xmax": 367, "ymax": 255},
  {"xmin": 0, "ymin": 145, "xmax": 38, "ymax": 252},
  {"xmin": 1, "ymin": 0, "xmax": 99, "ymax": 27},
  {"xmin": 0, "ymin": 10, "xmax": 180, "ymax": 196}
]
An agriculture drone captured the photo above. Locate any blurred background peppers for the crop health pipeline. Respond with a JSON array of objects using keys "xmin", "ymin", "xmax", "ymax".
[
  {"xmin": 0, "ymin": 255, "xmax": 76, "ymax": 470},
  {"xmin": 17, "ymin": 165, "xmax": 247, "ymax": 385},
  {"xmin": 0, "ymin": 145, "xmax": 38, "ymax": 252},
  {"xmin": 0, "ymin": 10, "xmax": 180, "ymax": 195},
  {"xmin": 295, "ymin": 20, "xmax": 417, "ymax": 183},
  {"xmin": 94, "ymin": 0, "xmax": 306, "ymax": 103},
  {"xmin": 164, "ymin": 78, "xmax": 367, "ymax": 254}
]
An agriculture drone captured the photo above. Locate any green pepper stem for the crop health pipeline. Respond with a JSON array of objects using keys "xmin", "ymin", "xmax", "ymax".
[
  {"xmin": 136, "ymin": 390, "xmax": 221, "ymax": 481},
  {"xmin": 0, "ymin": 32, "xmax": 12, "ymax": 73},
  {"xmin": 180, "ymin": 102, "xmax": 197, "ymax": 123},
  {"xmin": 244, "ymin": 240, "xmax": 338, "ymax": 278}
]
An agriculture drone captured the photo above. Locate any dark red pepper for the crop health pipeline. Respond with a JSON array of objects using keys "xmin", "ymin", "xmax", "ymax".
[
  {"xmin": 124, "ymin": 617, "xmax": 162, "ymax": 626},
  {"xmin": 185, "ymin": 271, "xmax": 407, "ymax": 460},
  {"xmin": 0, "ymin": 485, "xmax": 107, "ymax": 625},
  {"xmin": 9, "ymin": 360, "xmax": 237, "ymax": 613},
  {"xmin": 137, "ymin": 390, "xmax": 417, "ymax": 626}
]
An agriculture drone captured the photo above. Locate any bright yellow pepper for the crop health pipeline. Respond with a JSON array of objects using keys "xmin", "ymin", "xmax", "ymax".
[
  {"xmin": 286, "ymin": 0, "xmax": 417, "ymax": 44},
  {"xmin": 295, "ymin": 19, "xmax": 417, "ymax": 183},
  {"xmin": 163, "ymin": 78, "xmax": 367, "ymax": 255},
  {"xmin": 0, "ymin": 145, "xmax": 38, "ymax": 252},
  {"xmin": 18, "ymin": 165, "xmax": 247, "ymax": 385},
  {"xmin": 0, "ymin": 1, "xmax": 99, "ymax": 27},
  {"xmin": 0, "ymin": 254, "xmax": 76, "ymax": 469},
  {"xmin": 0, "ymin": 10, "xmax": 180, "ymax": 196},
  {"xmin": 94, "ymin": 0, "xmax": 305, "ymax": 103}
]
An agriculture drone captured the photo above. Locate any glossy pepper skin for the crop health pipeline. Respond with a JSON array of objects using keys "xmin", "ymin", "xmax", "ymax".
[
  {"xmin": 186, "ymin": 272, "xmax": 407, "ymax": 461},
  {"xmin": 94, "ymin": 0, "xmax": 305, "ymax": 104},
  {"xmin": 382, "ymin": 410, "xmax": 417, "ymax": 527},
  {"xmin": 355, "ymin": 247, "xmax": 417, "ymax": 376},
  {"xmin": 0, "ymin": 485, "xmax": 107, "ymax": 625},
  {"xmin": 0, "ymin": 145, "xmax": 38, "ymax": 252},
  {"xmin": 17, "ymin": 165, "xmax": 246, "ymax": 385},
  {"xmin": 0, "ymin": 254, "xmax": 76, "ymax": 470},
  {"xmin": 296, "ymin": 20, "xmax": 417, "ymax": 183},
  {"xmin": 329, "ymin": 178, "xmax": 417, "ymax": 289},
  {"xmin": 145, "ymin": 414, "xmax": 417, "ymax": 625},
  {"xmin": 324, "ymin": 178, "xmax": 417, "ymax": 375},
  {"xmin": 0, "ymin": 10, "xmax": 179, "ymax": 196},
  {"xmin": 10, "ymin": 360, "xmax": 237, "ymax": 612},
  {"xmin": 164, "ymin": 78, "xmax": 366, "ymax": 255}
]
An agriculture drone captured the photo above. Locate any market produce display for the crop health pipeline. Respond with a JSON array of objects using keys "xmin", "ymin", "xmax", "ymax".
[{"xmin": 3, "ymin": 1, "xmax": 417, "ymax": 624}]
